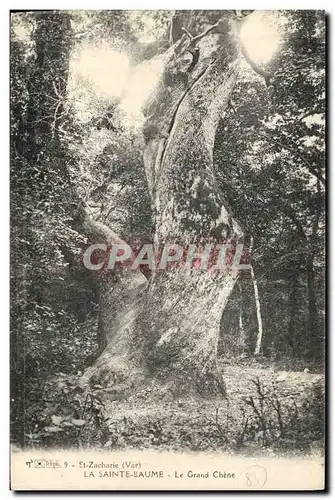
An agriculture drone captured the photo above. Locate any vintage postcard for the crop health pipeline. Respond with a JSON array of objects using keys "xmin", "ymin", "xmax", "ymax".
[{"xmin": 10, "ymin": 9, "xmax": 325, "ymax": 490}]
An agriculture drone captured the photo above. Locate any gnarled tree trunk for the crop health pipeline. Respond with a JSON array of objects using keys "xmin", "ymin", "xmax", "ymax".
[{"xmin": 82, "ymin": 12, "xmax": 246, "ymax": 398}]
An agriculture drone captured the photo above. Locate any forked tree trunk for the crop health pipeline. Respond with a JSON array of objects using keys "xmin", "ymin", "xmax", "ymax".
[{"xmin": 82, "ymin": 12, "xmax": 245, "ymax": 397}]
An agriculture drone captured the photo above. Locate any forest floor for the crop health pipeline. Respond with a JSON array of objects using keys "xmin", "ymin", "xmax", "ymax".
[{"xmin": 24, "ymin": 357, "xmax": 325, "ymax": 457}]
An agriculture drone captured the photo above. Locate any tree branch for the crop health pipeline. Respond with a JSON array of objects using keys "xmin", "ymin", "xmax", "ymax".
[
  {"xmin": 79, "ymin": 208, "xmax": 127, "ymax": 247},
  {"xmin": 299, "ymin": 109, "xmax": 324, "ymax": 121},
  {"xmin": 186, "ymin": 22, "xmax": 219, "ymax": 46}
]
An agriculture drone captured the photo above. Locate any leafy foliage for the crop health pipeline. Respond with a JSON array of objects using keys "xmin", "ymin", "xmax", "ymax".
[{"xmin": 215, "ymin": 10, "xmax": 325, "ymax": 359}]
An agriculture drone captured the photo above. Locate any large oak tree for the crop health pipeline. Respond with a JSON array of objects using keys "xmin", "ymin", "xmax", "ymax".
[{"xmin": 79, "ymin": 11, "xmax": 255, "ymax": 397}]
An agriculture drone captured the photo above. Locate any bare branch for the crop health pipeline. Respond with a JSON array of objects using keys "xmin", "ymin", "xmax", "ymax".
[
  {"xmin": 189, "ymin": 22, "xmax": 219, "ymax": 46},
  {"xmin": 181, "ymin": 26, "xmax": 193, "ymax": 40}
]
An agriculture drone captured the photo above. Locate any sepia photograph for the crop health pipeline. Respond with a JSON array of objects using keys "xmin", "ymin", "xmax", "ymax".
[{"xmin": 10, "ymin": 8, "xmax": 326, "ymax": 490}]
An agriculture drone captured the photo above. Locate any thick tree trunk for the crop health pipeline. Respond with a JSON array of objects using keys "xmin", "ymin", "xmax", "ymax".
[{"xmin": 83, "ymin": 12, "xmax": 245, "ymax": 397}]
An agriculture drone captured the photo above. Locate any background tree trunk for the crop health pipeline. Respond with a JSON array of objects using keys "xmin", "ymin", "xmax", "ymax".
[
  {"xmin": 248, "ymin": 236, "xmax": 263, "ymax": 356},
  {"xmin": 252, "ymin": 266, "xmax": 263, "ymax": 356},
  {"xmin": 237, "ymin": 282, "xmax": 246, "ymax": 352},
  {"xmin": 306, "ymin": 178, "xmax": 322, "ymax": 358},
  {"xmin": 306, "ymin": 252, "xmax": 318, "ymax": 353},
  {"xmin": 287, "ymin": 268, "xmax": 298, "ymax": 352}
]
